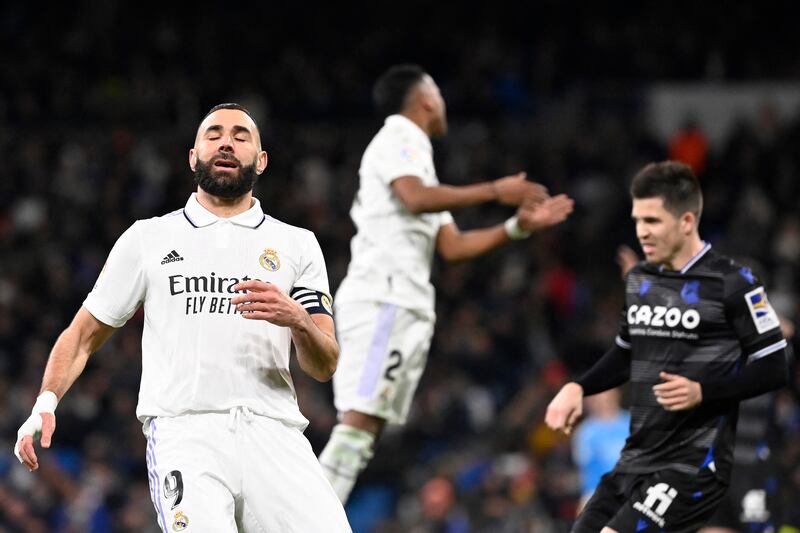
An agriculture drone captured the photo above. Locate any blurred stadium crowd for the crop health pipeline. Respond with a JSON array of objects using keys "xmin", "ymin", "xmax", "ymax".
[{"xmin": 1, "ymin": 3, "xmax": 799, "ymax": 532}]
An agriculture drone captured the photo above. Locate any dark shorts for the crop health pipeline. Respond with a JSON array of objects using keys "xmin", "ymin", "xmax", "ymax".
[
  {"xmin": 572, "ymin": 469, "xmax": 728, "ymax": 533},
  {"xmin": 704, "ymin": 462, "xmax": 780, "ymax": 532}
]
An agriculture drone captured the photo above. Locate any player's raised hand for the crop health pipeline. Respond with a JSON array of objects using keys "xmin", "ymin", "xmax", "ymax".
[
  {"xmin": 232, "ymin": 280, "xmax": 305, "ymax": 328},
  {"xmin": 517, "ymin": 193, "xmax": 574, "ymax": 232},
  {"xmin": 653, "ymin": 372, "xmax": 702, "ymax": 411},
  {"xmin": 14, "ymin": 391, "xmax": 58, "ymax": 471},
  {"xmin": 616, "ymin": 245, "xmax": 639, "ymax": 279},
  {"xmin": 493, "ymin": 172, "xmax": 548, "ymax": 206},
  {"xmin": 545, "ymin": 382, "xmax": 584, "ymax": 435}
]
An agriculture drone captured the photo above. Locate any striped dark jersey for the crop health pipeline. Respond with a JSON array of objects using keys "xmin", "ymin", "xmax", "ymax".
[{"xmin": 613, "ymin": 244, "xmax": 786, "ymax": 481}]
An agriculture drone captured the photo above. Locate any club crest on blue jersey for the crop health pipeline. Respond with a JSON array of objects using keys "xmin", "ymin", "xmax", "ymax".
[
  {"xmin": 681, "ymin": 280, "xmax": 700, "ymax": 304},
  {"xmin": 172, "ymin": 511, "xmax": 189, "ymax": 531},
  {"xmin": 259, "ymin": 248, "xmax": 280, "ymax": 272}
]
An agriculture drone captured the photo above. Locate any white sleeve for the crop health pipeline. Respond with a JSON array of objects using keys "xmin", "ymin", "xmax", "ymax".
[
  {"xmin": 83, "ymin": 221, "xmax": 146, "ymax": 328},
  {"xmin": 372, "ymin": 134, "xmax": 429, "ymax": 185},
  {"xmin": 294, "ymin": 231, "xmax": 331, "ymax": 297}
]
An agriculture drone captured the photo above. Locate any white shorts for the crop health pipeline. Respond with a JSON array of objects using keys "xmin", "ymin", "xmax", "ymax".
[
  {"xmin": 333, "ymin": 301, "xmax": 434, "ymax": 424},
  {"xmin": 143, "ymin": 409, "xmax": 351, "ymax": 533}
]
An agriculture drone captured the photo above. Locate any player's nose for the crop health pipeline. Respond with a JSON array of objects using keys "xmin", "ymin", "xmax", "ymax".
[{"xmin": 218, "ymin": 134, "xmax": 234, "ymax": 152}]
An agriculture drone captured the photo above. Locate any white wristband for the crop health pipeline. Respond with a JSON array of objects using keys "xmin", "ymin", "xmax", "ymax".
[
  {"xmin": 504, "ymin": 216, "xmax": 531, "ymax": 240},
  {"xmin": 32, "ymin": 391, "xmax": 58, "ymax": 414}
]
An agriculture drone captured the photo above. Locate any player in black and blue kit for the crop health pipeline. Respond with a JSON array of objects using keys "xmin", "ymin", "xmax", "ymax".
[{"xmin": 546, "ymin": 161, "xmax": 788, "ymax": 533}]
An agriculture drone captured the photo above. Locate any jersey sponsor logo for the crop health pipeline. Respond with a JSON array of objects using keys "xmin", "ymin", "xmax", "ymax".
[
  {"xmin": 627, "ymin": 305, "xmax": 701, "ymax": 329},
  {"xmin": 632, "ymin": 482, "xmax": 677, "ymax": 528},
  {"xmin": 259, "ymin": 248, "xmax": 280, "ymax": 271},
  {"xmin": 745, "ymin": 287, "xmax": 780, "ymax": 334},
  {"xmin": 168, "ymin": 272, "xmax": 258, "ymax": 316},
  {"xmin": 161, "ymin": 250, "xmax": 185, "ymax": 265},
  {"xmin": 172, "ymin": 511, "xmax": 189, "ymax": 531}
]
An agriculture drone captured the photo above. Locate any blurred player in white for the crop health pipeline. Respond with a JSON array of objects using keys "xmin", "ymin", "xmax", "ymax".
[
  {"xmin": 319, "ymin": 64, "xmax": 575, "ymax": 503},
  {"xmin": 14, "ymin": 103, "xmax": 351, "ymax": 532}
]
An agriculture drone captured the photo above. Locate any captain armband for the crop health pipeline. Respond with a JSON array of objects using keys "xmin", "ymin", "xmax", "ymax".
[{"xmin": 290, "ymin": 287, "xmax": 334, "ymax": 317}]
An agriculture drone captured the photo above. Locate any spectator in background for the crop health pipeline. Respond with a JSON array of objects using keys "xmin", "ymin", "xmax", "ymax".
[{"xmin": 668, "ymin": 117, "xmax": 709, "ymax": 177}]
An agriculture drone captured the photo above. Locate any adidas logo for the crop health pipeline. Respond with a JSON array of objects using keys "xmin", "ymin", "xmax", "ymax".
[{"xmin": 161, "ymin": 250, "xmax": 184, "ymax": 265}]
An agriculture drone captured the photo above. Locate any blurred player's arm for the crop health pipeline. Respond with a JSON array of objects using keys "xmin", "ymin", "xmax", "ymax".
[
  {"xmin": 391, "ymin": 172, "xmax": 547, "ymax": 214},
  {"xmin": 232, "ymin": 280, "xmax": 338, "ymax": 382},
  {"xmin": 616, "ymin": 245, "xmax": 639, "ymax": 278},
  {"xmin": 436, "ymin": 194, "xmax": 574, "ymax": 261},
  {"xmin": 16, "ymin": 306, "xmax": 116, "ymax": 470},
  {"xmin": 546, "ymin": 344, "xmax": 631, "ymax": 435}
]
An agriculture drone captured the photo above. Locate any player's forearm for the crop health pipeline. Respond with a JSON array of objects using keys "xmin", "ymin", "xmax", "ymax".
[
  {"xmin": 438, "ymin": 225, "xmax": 509, "ymax": 261},
  {"xmin": 291, "ymin": 315, "xmax": 339, "ymax": 382},
  {"xmin": 402, "ymin": 182, "xmax": 497, "ymax": 213}
]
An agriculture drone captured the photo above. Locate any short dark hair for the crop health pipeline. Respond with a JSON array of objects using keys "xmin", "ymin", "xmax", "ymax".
[
  {"xmin": 373, "ymin": 64, "xmax": 427, "ymax": 116},
  {"xmin": 202, "ymin": 102, "xmax": 258, "ymax": 129},
  {"xmin": 631, "ymin": 161, "xmax": 703, "ymax": 219}
]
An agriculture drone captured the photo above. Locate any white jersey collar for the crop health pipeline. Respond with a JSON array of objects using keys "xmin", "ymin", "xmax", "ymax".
[
  {"xmin": 658, "ymin": 241, "xmax": 712, "ymax": 274},
  {"xmin": 183, "ymin": 192, "xmax": 266, "ymax": 229},
  {"xmin": 385, "ymin": 114, "xmax": 432, "ymax": 150}
]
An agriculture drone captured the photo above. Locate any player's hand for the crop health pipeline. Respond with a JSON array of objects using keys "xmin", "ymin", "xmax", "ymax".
[
  {"xmin": 232, "ymin": 280, "xmax": 305, "ymax": 328},
  {"xmin": 517, "ymin": 194, "xmax": 574, "ymax": 232},
  {"xmin": 545, "ymin": 382, "xmax": 584, "ymax": 435},
  {"xmin": 231, "ymin": 280, "xmax": 307, "ymax": 328},
  {"xmin": 493, "ymin": 172, "xmax": 548, "ymax": 206},
  {"xmin": 14, "ymin": 392, "xmax": 58, "ymax": 471},
  {"xmin": 653, "ymin": 372, "xmax": 702, "ymax": 411},
  {"xmin": 616, "ymin": 245, "xmax": 639, "ymax": 279}
]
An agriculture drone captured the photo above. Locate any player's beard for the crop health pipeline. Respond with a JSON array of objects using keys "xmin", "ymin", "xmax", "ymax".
[{"xmin": 193, "ymin": 156, "xmax": 259, "ymax": 199}]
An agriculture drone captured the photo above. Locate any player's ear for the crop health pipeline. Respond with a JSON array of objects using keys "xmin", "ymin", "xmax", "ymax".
[
  {"xmin": 681, "ymin": 211, "xmax": 696, "ymax": 234},
  {"xmin": 256, "ymin": 151, "xmax": 268, "ymax": 175},
  {"xmin": 189, "ymin": 148, "xmax": 197, "ymax": 172}
]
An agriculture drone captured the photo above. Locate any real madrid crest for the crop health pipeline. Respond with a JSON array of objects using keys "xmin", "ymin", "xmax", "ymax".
[
  {"xmin": 172, "ymin": 511, "xmax": 189, "ymax": 531},
  {"xmin": 259, "ymin": 248, "xmax": 280, "ymax": 272}
]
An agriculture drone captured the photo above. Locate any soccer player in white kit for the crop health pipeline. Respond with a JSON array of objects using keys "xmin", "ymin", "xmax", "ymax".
[
  {"xmin": 319, "ymin": 65, "xmax": 575, "ymax": 503},
  {"xmin": 14, "ymin": 103, "xmax": 352, "ymax": 532}
]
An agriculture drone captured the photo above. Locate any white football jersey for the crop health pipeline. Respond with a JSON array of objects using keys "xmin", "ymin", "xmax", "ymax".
[
  {"xmin": 84, "ymin": 193, "xmax": 331, "ymax": 428},
  {"xmin": 335, "ymin": 114, "xmax": 453, "ymax": 315}
]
